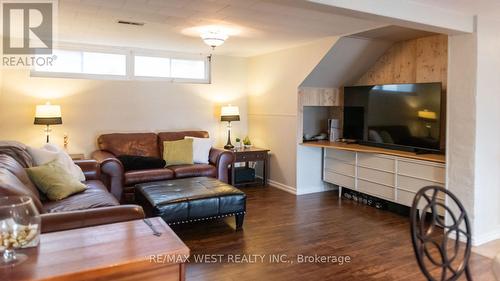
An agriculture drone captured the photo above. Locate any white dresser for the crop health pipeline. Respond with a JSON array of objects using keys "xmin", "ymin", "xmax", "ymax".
[{"xmin": 323, "ymin": 148, "xmax": 446, "ymax": 210}]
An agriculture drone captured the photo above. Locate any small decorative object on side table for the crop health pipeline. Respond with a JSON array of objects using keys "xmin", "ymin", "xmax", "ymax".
[{"xmin": 227, "ymin": 147, "xmax": 270, "ymax": 187}]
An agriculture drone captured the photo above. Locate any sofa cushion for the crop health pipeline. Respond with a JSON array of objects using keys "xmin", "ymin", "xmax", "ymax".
[
  {"xmin": 98, "ymin": 133, "xmax": 160, "ymax": 158},
  {"xmin": 163, "ymin": 139, "xmax": 194, "ymax": 166},
  {"xmin": 186, "ymin": 137, "xmax": 214, "ymax": 164},
  {"xmin": 26, "ymin": 160, "xmax": 87, "ymax": 201},
  {"xmin": 158, "ymin": 131, "xmax": 209, "ymax": 156},
  {"xmin": 117, "ymin": 155, "xmax": 166, "ymax": 172},
  {"xmin": 0, "ymin": 155, "xmax": 43, "ymax": 211},
  {"xmin": 28, "ymin": 146, "xmax": 85, "ymax": 181},
  {"xmin": 124, "ymin": 168, "xmax": 175, "ymax": 186},
  {"xmin": 0, "ymin": 141, "xmax": 34, "ymax": 168},
  {"xmin": 168, "ymin": 164, "xmax": 217, "ymax": 179},
  {"xmin": 42, "ymin": 180, "xmax": 119, "ymax": 213}
]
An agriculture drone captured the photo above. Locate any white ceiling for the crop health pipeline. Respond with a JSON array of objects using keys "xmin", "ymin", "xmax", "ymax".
[
  {"xmin": 57, "ymin": 0, "xmax": 383, "ymax": 57},
  {"xmin": 407, "ymin": 0, "xmax": 500, "ymax": 18}
]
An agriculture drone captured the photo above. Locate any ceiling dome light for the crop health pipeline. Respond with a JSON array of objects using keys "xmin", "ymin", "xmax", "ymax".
[{"xmin": 201, "ymin": 30, "xmax": 228, "ymax": 49}]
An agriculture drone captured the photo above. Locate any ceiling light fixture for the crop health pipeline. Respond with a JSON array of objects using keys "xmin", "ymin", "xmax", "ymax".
[{"xmin": 201, "ymin": 30, "xmax": 228, "ymax": 49}]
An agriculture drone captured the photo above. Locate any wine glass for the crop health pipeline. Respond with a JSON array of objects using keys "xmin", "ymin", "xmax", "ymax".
[{"xmin": 0, "ymin": 196, "xmax": 41, "ymax": 267}]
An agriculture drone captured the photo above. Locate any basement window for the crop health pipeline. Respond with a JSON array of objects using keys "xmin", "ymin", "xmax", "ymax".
[
  {"xmin": 133, "ymin": 54, "xmax": 210, "ymax": 83},
  {"xmin": 134, "ymin": 56, "xmax": 171, "ymax": 78},
  {"xmin": 31, "ymin": 45, "xmax": 211, "ymax": 83},
  {"xmin": 32, "ymin": 49, "xmax": 127, "ymax": 79}
]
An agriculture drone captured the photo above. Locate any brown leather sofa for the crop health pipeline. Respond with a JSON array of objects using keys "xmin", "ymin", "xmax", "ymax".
[
  {"xmin": 91, "ymin": 131, "xmax": 234, "ymax": 203},
  {"xmin": 0, "ymin": 153, "xmax": 145, "ymax": 233}
]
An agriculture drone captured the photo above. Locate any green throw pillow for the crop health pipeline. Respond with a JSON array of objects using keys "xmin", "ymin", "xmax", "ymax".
[
  {"xmin": 26, "ymin": 160, "xmax": 87, "ymax": 201},
  {"xmin": 163, "ymin": 138, "xmax": 193, "ymax": 166}
]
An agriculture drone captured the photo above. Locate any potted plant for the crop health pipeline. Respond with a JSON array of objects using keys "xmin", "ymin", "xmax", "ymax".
[
  {"xmin": 235, "ymin": 137, "xmax": 241, "ymax": 149},
  {"xmin": 243, "ymin": 136, "xmax": 252, "ymax": 149}
]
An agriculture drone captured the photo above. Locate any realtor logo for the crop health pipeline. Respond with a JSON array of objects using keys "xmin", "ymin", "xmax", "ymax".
[{"xmin": 2, "ymin": 2, "xmax": 53, "ymax": 54}]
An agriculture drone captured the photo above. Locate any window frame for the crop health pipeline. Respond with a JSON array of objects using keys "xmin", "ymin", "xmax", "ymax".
[
  {"xmin": 131, "ymin": 50, "xmax": 211, "ymax": 83},
  {"xmin": 31, "ymin": 44, "xmax": 130, "ymax": 80},
  {"xmin": 30, "ymin": 43, "xmax": 212, "ymax": 84}
]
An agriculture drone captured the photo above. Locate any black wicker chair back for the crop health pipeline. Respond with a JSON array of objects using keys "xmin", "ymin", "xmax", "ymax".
[{"xmin": 410, "ymin": 185, "xmax": 472, "ymax": 281}]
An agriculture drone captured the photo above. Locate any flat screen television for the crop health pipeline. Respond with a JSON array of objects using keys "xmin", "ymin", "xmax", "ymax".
[{"xmin": 343, "ymin": 82, "xmax": 443, "ymax": 153}]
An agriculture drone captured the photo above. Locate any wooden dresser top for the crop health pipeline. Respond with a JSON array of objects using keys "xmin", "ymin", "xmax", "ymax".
[{"xmin": 302, "ymin": 141, "xmax": 445, "ymax": 164}]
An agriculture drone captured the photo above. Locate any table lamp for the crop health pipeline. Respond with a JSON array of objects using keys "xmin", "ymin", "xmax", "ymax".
[
  {"xmin": 220, "ymin": 105, "xmax": 240, "ymax": 149},
  {"xmin": 34, "ymin": 102, "xmax": 62, "ymax": 143}
]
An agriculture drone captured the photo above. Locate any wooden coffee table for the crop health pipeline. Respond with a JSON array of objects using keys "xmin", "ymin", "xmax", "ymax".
[{"xmin": 1, "ymin": 217, "xmax": 189, "ymax": 281}]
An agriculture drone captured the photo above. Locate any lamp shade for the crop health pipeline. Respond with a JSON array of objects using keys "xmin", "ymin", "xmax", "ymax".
[
  {"xmin": 418, "ymin": 110, "xmax": 437, "ymax": 120},
  {"xmin": 34, "ymin": 102, "xmax": 62, "ymax": 125},
  {"xmin": 220, "ymin": 105, "xmax": 240, "ymax": 122}
]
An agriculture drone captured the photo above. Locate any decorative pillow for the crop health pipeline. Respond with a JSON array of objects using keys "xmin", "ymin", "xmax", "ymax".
[
  {"xmin": 117, "ymin": 155, "xmax": 166, "ymax": 172},
  {"xmin": 27, "ymin": 146, "xmax": 58, "ymax": 166},
  {"xmin": 185, "ymin": 137, "xmax": 214, "ymax": 164},
  {"xmin": 163, "ymin": 139, "xmax": 193, "ymax": 166},
  {"xmin": 27, "ymin": 144, "xmax": 85, "ymax": 182},
  {"xmin": 26, "ymin": 160, "xmax": 87, "ymax": 201}
]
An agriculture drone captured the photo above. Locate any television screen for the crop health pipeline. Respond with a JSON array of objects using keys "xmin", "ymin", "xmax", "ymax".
[{"xmin": 343, "ymin": 83, "xmax": 443, "ymax": 152}]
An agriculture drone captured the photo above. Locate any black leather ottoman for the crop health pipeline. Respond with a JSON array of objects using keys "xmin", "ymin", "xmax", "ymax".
[{"xmin": 135, "ymin": 177, "xmax": 246, "ymax": 229}]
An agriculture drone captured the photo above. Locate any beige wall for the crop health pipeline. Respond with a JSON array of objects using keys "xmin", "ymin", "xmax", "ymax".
[
  {"xmin": 472, "ymin": 17, "xmax": 500, "ymax": 245},
  {"xmin": 247, "ymin": 37, "xmax": 337, "ymax": 191},
  {"xmin": 0, "ymin": 55, "xmax": 248, "ymax": 156}
]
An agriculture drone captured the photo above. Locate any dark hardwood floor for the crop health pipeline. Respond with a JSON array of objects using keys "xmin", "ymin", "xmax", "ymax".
[{"xmin": 171, "ymin": 186, "xmax": 494, "ymax": 281}]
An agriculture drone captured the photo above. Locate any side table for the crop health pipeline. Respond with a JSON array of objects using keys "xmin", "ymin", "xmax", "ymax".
[
  {"xmin": 227, "ymin": 147, "xmax": 270, "ymax": 187},
  {"xmin": 69, "ymin": 153, "xmax": 85, "ymax": 160}
]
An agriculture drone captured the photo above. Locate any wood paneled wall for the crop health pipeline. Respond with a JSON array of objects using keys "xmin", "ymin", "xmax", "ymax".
[
  {"xmin": 355, "ymin": 35, "xmax": 448, "ymax": 89},
  {"xmin": 297, "ymin": 87, "xmax": 342, "ymax": 143},
  {"xmin": 354, "ymin": 34, "xmax": 448, "ymax": 150}
]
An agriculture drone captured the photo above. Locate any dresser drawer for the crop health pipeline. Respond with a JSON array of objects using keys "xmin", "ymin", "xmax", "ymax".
[
  {"xmin": 325, "ymin": 149, "xmax": 356, "ymax": 164},
  {"xmin": 397, "ymin": 175, "xmax": 445, "ymax": 194},
  {"xmin": 357, "ymin": 167, "xmax": 394, "ymax": 186},
  {"xmin": 324, "ymin": 171, "xmax": 355, "ymax": 189},
  {"xmin": 397, "ymin": 189, "xmax": 445, "ymax": 216},
  {"xmin": 235, "ymin": 152, "xmax": 266, "ymax": 162},
  {"xmin": 357, "ymin": 153, "xmax": 395, "ymax": 172},
  {"xmin": 324, "ymin": 158, "xmax": 355, "ymax": 177},
  {"xmin": 398, "ymin": 160, "xmax": 445, "ymax": 184},
  {"xmin": 357, "ymin": 179, "xmax": 394, "ymax": 200}
]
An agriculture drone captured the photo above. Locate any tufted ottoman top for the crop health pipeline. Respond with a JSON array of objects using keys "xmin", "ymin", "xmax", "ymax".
[{"xmin": 135, "ymin": 177, "xmax": 246, "ymax": 224}]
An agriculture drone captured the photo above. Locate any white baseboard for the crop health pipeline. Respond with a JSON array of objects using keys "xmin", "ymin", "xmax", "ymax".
[
  {"xmin": 268, "ymin": 179, "xmax": 297, "ymax": 195},
  {"xmin": 268, "ymin": 180, "xmax": 336, "ymax": 195},
  {"xmin": 295, "ymin": 185, "xmax": 335, "ymax": 195},
  {"xmin": 473, "ymin": 226, "xmax": 500, "ymax": 246}
]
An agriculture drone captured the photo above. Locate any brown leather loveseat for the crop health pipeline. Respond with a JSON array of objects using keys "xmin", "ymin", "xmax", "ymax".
[
  {"xmin": 91, "ymin": 131, "xmax": 234, "ymax": 203},
  {"xmin": 0, "ymin": 143, "xmax": 144, "ymax": 233}
]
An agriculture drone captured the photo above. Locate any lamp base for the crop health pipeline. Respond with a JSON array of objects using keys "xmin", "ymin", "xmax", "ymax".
[{"xmin": 224, "ymin": 122, "xmax": 234, "ymax": 150}]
